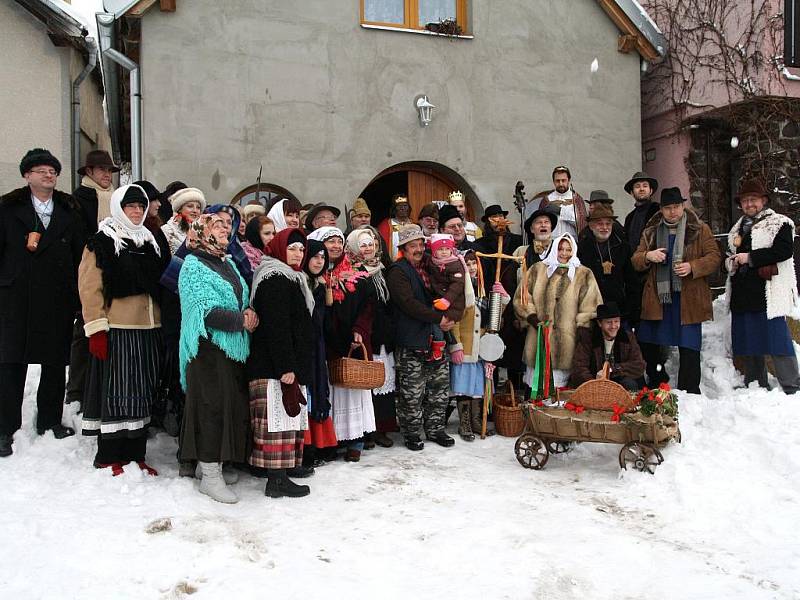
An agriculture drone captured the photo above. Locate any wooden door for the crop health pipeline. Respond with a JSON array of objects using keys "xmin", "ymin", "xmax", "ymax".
[{"xmin": 408, "ymin": 168, "xmax": 475, "ymax": 221}]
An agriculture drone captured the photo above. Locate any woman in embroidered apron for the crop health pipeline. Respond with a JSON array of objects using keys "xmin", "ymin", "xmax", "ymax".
[
  {"xmin": 79, "ymin": 184, "xmax": 170, "ymax": 476},
  {"xmin": 248, "ymin": 228, "xmax": 315, "ymax": 498},
  {"xmin": 632, "ymin": 187, "xmax": 721, "ymax": 394},
  {"xmin": 178, "ymin": 214, "xmax": 255, "ymax": 503},
  {"xmin": 726, "ymin": 180, "xmax": 800, "ymax": 393}
]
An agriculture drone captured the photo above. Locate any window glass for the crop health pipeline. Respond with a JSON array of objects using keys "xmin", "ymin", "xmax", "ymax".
[
  {"xmin": 418, "ymin": 0, "xmax": 456, "ymax": 26},
  {"xmin": 364, "ymin": 0, "xmax": 405, "ymax": 24}
]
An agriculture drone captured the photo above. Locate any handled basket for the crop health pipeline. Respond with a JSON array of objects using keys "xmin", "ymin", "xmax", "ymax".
[
  {"xmin": 328, "ymin": 342, "xmax": 386, "ymax": 390},
  {"xmin": 493, "ymin": 380, "xmax": 525, "ymax": 437},
  {"xmin": 570, "ymin": 362, "xmax": 637, "ymax": 411}
]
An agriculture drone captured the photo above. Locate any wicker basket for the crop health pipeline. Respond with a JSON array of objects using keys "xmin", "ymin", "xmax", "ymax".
[
  {"xmin": 570, "ymin": 362, "xmax": 637, "ymax": 411},
  {"xmin": 328, "ymin": 342, "xmax": 385, "ymax": 390},
  {"xmin": 493, "ymin": 380, "xmax": 525, "ymax": 437}
]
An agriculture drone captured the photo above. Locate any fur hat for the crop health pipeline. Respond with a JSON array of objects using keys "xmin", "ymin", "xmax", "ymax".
[
  {"xmin": 397, "ymin": 224, "xmax": 425, "ymax": 247},
  {"xmin": 77, "ymin": 150, "xmax": 119, "ymax": 176},
  {"xmin": 438, "ymin": 205, "xmax": 462, "ymax": 230},
  {"xmin": 659, "ymin": 187, "xmax": 685, "ymax": 207},
  {"xmin": 587, "ymin": 203, "xmax": 617, "ymax": 221},
  {"xmin": 242, "ymin": 202, "xmax": 266, "ymax": 220},
  {"xmin": 169, "ymin": 187, "xmax": 206, "ymax": 213},
  {"xmin": 624, "ymin": 171, "xmax": 658, "ymax": 195},
  {"xmin": 352, "ymin": 198, "xmax": 371, "ymax": 216},
  {"xmin": 19, "ymin": 148, "xmax": 61, "ymax": 177},
  {"xmin": 735, "ymin": 179, "xmax": 770, "ymax": 204}
]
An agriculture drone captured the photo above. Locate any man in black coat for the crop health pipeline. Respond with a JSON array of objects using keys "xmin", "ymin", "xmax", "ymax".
[
  {"xmin": 438, "ymin": 204, "xmax": 474, "ymax": 253},
  {"xmin": 623, "ymin": 171, "xmax": 660, "ymax": 251},
  {"xmin": 0, "ymin": 149, "xmax": 86, "ymax": 456},
  {"xmin": 577, "ymin": 202, "xmax": 641, "ymax": 326}
]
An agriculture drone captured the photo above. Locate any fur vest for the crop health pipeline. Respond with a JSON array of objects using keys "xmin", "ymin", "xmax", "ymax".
[
  {"xmin": 726, "ymin": 209, "xmax": 798, "ymax": 319},
  {"xmin": 513, "ymin": 262, "xmax": 602, "ymax": 370}
]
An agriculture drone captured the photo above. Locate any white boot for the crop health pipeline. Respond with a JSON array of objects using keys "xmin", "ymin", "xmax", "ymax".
[
  {"xmin": 195, "ymin": 462, "xmax": 239, "ymax": 484},
  {"xmin": 198, "ymin": 462, "xmax": 238, "ymax": 504}
]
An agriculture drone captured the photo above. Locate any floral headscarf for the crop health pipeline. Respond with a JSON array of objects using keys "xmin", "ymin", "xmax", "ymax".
[
  {"xmin": 205, "ymin": 204, "xmax": 252, "ymax": 281},
  {"xmin": 343, "ymin": 227, "xmax": 389, "ymax": 304},
  {"xmin": 186, "ymin": 214, "xmax": 227, "ymax": 259}
]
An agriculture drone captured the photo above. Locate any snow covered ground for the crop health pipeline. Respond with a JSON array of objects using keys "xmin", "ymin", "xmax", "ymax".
[{"xmin": 2, "ymin": 300, "xmax": 799, "ymax": 599}]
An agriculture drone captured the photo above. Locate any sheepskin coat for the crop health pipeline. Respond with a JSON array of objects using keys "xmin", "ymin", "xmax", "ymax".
[{"xmin": 513, "ymin": 262, "xmax": 602, "ymax": 371}]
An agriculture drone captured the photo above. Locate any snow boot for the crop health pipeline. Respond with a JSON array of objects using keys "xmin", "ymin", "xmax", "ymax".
[
  {"xmin": 457, "ymin": 399, "xmax": 475, "ymax": 442},
  {"xmin": 287, "ymin": 465, "xmax": 315, "ymax": 478},
  {"xmin": 374, "ymin": 432, "xmax": 394, "ymax": 448},
  {"xmin": 471, "ymin": 398, "xmax": 495, "ymax": 436},
  {"xmin": 195, "ymin": 462, "xmax": 239, "ymax": 484},
  {"xmin": 404, "ymin": 435, "xmax": 424, "ymax": 451},
  {"xmin": 198, "ymin": 462, "xmax": 238, "ymax": 504},
  {"xmin": 265, "ymin": 469, "xmax": 310, "ymax": 498},
  {"xmin": 426, "ymin": 430, "xmax": 455, "ymax": 447},
  {"xmin": 0, "ymin": 435, "xmax": 12, "ymax": 457}
]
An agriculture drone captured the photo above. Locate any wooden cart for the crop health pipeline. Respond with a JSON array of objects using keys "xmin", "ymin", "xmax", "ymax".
[{"xmin": 514, "ymin": 401, "xmax": 680, "ymax": 474}]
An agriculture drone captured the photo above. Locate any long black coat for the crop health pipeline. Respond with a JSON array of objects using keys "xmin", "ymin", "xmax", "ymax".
[
  {"xmin": 72, "ymin": 184, "xmax": 100, "ymax": 235},
  {"xmin": 0, "ymin": 187, "xmax": 86, "ymax": 365},
  {"xmin": 577, "ymin": 230, "xmax": 641, "ymax": 322}
]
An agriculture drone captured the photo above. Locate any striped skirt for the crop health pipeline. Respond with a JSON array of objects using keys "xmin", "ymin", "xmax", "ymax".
[
  {"xmin": 82, "ymin": 328, "xmax": 162, "ymax": 438},
  {"xmin": 249, "ymin": 378, "xmax": 306, "ymax": 470}
]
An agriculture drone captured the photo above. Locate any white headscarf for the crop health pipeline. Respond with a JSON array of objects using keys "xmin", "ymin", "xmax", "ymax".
[
  {"xmin": 267, "ymin": 199, "xmax": 289, "ymax": 232},
  {"xmin": 542, "ymin": 232, "xmax": 580, "ymax": 281},
  {"xmin": 98, "ymin": 184, "xmax": 161, "ymax": 256},
  {"xmin": 307, "ymin": 226, "xmax": 344, "ymax": 243}
]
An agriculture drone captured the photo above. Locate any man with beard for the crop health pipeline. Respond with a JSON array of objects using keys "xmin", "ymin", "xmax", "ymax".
[
  {"xmin": 577, "ymin": 201, "xmax": 640, "ymax": 326},
  {"xmin": 527, "ymin": 166, "xmax": 587, "ymax": 240},
  {"xmin": 623, "ymin": 171, "xmax": 660, "ymax": 251},
  {"xmin": 386, "ymin": 225, "xmax": 456, "ymax": 450},
  {"xmin": 417, "ymin": 203, "xmax": 439, "ymax": 241},
  {"xmin": 378, "ymin": 194, "xmax": 413, "ymax": 260},
  {"xmin": 448, "ymin": 191, "xmax": 482, "ymax": 242},
  {"xmin": 438, "ymin": 205, "xmax": 474, "ymax": 253}
]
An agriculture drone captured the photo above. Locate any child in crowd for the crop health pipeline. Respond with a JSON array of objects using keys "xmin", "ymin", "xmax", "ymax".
[{"xmin": 427, "ymin": 233, "xmax": 467, "ymax": 360}]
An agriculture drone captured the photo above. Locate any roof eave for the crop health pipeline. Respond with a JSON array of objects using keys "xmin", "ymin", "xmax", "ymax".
[{"xmin": 597, "ymin": 0, "xmax": 666, "ymax": 62}]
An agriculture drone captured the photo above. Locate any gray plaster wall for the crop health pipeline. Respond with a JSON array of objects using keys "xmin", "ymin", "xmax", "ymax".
[{"xmin": 139, "ymin": 0, "xmax": 643, "ymax": 219}]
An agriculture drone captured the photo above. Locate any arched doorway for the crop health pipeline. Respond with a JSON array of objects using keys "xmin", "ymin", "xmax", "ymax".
[
  {"xmin": 231, "ymin": 183, "xmax": 299, "ymax": 212},
  {"xmin": 359, "ymin": 161, "xmax": 481, "ymax": 225}
]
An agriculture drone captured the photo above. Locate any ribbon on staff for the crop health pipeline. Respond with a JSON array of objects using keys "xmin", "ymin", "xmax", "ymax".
[{"xmin": 529, "ymin": 321, "xmax": 554, "ymax": 401}]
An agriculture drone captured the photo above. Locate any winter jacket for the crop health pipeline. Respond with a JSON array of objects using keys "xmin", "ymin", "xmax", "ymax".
[
  {"xmin": 428, "ymin": 257, "xmax": 466, "ymax": 322},
  {"xmin": 386, "ymin": 258, "xmax": 440, "ymax": 350},
  {"xmin": 513, "ymin": 262, "xmax": 603, "ymax": 371},
  {"xmin": 577, "ymin": 230, "xmax": 641, "ymax": 321},
  {"xmin": 449, "ymin": 276, "xmax": 481, "ymax": 361},
  {"xmin": 624, "ymin": 201, "xmax": 660, "ymax": 251},
  {"xmin": 0, "ymin": 187, "xmax": 85, "ymax": 365},
  {"xmin": 632, "ymin": 209, "xmax": 721, "ymax": 325},
  {"xmin": 726, "ymin": 209, "xmax": 797, "ymax": 318},
  {"xmin": 569, "ymin": 326, "xmax": 645, "ymax": 387}
]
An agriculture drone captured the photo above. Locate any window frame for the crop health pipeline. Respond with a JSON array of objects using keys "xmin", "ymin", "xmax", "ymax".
[{"xmin": 360, "ymin": 0, "xmax": 469, "ymax": 35}]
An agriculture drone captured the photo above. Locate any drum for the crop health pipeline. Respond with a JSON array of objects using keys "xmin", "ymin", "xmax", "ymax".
[{"xmin": 478, "ymin": 332, "xmax": 505, "ymax": 362}]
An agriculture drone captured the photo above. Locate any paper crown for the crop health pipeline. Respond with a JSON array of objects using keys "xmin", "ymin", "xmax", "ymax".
[
  {"xmin": 394, "ymin": 195, "xmax": 408, "ymax": 205},
  {"xmin": 448, "ymin": 190, "xmax": 464, "ymax": 203}
]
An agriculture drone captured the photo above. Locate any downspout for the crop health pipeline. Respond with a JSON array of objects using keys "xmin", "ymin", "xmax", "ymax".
[
  {"xmin": 71, "ymin": 37, "xmax": 97, "ymax": 191},
  {"xmin": 103, "ymin": 47, "xmax": 142, "ymax": 182}
]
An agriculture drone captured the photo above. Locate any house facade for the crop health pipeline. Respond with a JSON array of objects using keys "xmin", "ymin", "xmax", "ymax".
[
  {"xmin": 102, "ymin": 0, "xmax": 663, "ymax": 223},
  {"xmin": 0, "ymin": 1, "xmax": 111, "ymax": 193}
]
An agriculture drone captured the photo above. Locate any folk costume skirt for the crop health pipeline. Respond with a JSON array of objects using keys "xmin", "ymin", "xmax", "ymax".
[
  {"xmin": 731, "ymin": 311, "xmax": 795, "ymax": 356},
  {"xmin": 82, "ymin": 328, "xmax": 161, "ymax": 439},
  {"xmin": 449, "ymin": 360, "xmax": 485, "ymax": 398},
  {"xmin": 249, "ymin": 378, "xmax": 308, "ymax": 470},
  {"xmin": 371, "ymin": 345, "xmax": 398, "ymax": 433},
  {"xmin": 330, "ymin": 384, "xmax": 376, "ymax": 442},
  {"xmin": 180, "ymin": 339, "xmax": 250, "ymax": 464}
]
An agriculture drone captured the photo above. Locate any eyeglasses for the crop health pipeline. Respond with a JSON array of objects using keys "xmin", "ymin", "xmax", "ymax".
[
  {"xmin": 29, "ymin": 169, "xmax": 57, "ymax": 176},
  {"xmin": 444, "ymin": 222, "xmax": 465, "ymax": 230}
]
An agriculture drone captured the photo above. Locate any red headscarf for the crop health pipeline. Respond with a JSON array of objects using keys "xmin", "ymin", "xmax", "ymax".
[{"xmin": 266, "ymin": 227, "xmax": 306, "ymax": 271}]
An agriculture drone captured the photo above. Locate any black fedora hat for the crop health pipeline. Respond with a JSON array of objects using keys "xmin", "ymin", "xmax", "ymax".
[
  {"xmin": 595, "ymin": 302, "xmax": 622, "ymax": 320},
  {"xmin": 305, "ymin": 202, "xmax": 342, "ymax": 232},
  {"xmin": 481, "ymin": 204, "xmax": 509, "ymax": 223},
  {"xmin": 659, "ymin": 187, "xmax": 685, "ymax": 207},
  {"xmin": 524, "ymin": 208, "xmax": 557, "ymax": 233},
  {"xmin": 624, "ymin": 171, "xmax": 659, "ymax": 195},
  {"xmin": 78, "ymin": 150, "xmax": 120, "ymax": 176}
]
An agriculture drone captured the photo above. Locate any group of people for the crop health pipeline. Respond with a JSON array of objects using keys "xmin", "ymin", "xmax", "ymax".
[{"xmin": 1, "ymin": 148, "xmax": 798, "ymax": 503}]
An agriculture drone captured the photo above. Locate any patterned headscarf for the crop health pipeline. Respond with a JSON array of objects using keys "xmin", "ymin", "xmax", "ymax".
[
  {"xmin": 205, "ymin": 204, "xmax": 252, "ymax": 281},
  {"xmin": 186, "ymin": 214, "xmax": 227, "ymax": 259}
]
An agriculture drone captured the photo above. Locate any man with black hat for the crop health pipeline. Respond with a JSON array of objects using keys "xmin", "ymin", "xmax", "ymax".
[
  {"xmin": 0, "ymin": 149, "xmax": 86, "ymax": 456},
  {"xmin": 473, "ymin": 205, "xmax": 522, "ymax": 295},
  {"xmin": 438, "ymin": 204, "xmax": 473, "ymax": 252},
  {"xmin": 528, "ymin": 166, "xmax": 588, "ymax": 240},
  {"xmin": 570, "ymin": 302, "xmax": 645, "ymax": 390},
  {"xmin": 725, "ymin": 179, "xmax": 800, "ymax": 393},
  {"xmin": 386, "ymin": 224, "xmax": 456, "ymax": 450},
  {"xmin": 305, "ymin": 202, "xmax": 341, "ymax": 234},
  {"xmin": 378, "ymin": 195, "xmax": 413, "ymax": 260},
  {"xmin": 632, "ymin": 187, "xmax": 720, "ymax": 394},
  {"xmin": 623, "ymin": 171, "xmax": 660, "ymax": 251},
  {"xmin": 577, "ymin": 200, "xmax": 640, "ymax": 325},
  {"xmin": 515, "ymin": 209, "xmax": 557, "ymax": 268},
  {"xmin": 73, "ymin": 150, "xmax": 119, "ymax": 234}
]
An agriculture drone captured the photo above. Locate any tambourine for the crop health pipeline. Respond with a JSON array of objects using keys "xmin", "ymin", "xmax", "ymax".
[{"xmin": 478, "ymin": 332, "xmax": 505, "ymax": 362}]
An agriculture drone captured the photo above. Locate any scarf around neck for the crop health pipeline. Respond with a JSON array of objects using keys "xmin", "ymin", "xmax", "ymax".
[
  {"xmin": 655, "ymin": 212, "xmax": 687, "ymax": 304},
  {"xmin": 81, "ymin": 175, "xmax": 115, "ymax": 223},
  {"xmin": 542, "ymin": 232, "xmax": 581, "ymax": 280},
  {"xmin": 98, "ymin": 184, "xmax": 161, "ymax": 256}
]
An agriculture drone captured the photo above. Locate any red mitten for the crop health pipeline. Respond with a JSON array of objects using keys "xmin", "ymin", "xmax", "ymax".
[
  {"xmin": 88, "ymin": 331, "xmax": 108, "ymax": 360},
  {"xmin": 433, "ymin": 297, "xmax": 451, "ymax": 311}
]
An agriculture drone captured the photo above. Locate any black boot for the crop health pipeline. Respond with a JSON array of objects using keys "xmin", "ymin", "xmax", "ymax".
[
  {"xmin": 0, "ymin": 434, "xmax": 12, "ymax": 457},
  {"xmin": 426, "ymin": 430, "xmax": 455, "ymax": 447},
  {"xmin": 404, "ymin": 435, "xmax": 424, "ymax": 451},
  {"xmin": 287, "ymin": 465, "xmax": 315, "ymax": 478},
  {"xmin": 456, "ymin": 399, "xmax": 475, "ymax": 442},
  {"xmin": 265, "ymin": 469, "xmax": 310, "ymax": 498}
]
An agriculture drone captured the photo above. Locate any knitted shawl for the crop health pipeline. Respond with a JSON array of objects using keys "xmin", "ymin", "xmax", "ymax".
[{"xmin": 178, "ymin": 254, "xmax": 251, "ymax": 390}]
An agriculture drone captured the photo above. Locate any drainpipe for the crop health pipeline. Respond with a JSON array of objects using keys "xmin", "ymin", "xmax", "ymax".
[
  {"xmin": 71, "ymin": 37, "xmax": 97, "ymax": 191},
  {"xmin": 102, "ymin": 47, "xmax": 142, "ymax": 181}
]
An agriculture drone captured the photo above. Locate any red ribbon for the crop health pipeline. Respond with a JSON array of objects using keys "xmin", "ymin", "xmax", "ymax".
[
  {"xmin": 564, "ymin": 402, "xmax": 585, "ymax": 414},
  {"xmin": 543, "ymin": 325, "xmax": 552, "ymax": 398},
  {"xmin": 610, "ymin": 402, "xmax": 625, "ymax": 422},
  {"xmin": 534, "ymin": 400, "xmax": 544, "ymax": 407}
]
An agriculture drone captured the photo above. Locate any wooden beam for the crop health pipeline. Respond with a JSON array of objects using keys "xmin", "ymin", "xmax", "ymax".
[
  {"xmin": 618, "ymin": 33, "xmax": 638, "ymax": 53},
  {"xmin": 160, "ymin": 0, "xmax": 176, "ymax": 12},
  {"xmin": 597, "ymin": 0, "xmax": 660, "ymax": 61},
  {"xmin": 127, "ymin": 0, "xmax": 156, "ymax": 17}
]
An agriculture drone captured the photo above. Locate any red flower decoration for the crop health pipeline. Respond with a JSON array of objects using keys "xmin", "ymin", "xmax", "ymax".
[
  {"xmin": 659, "ymin": 382, "xmax": 671, "ymax": 392},
  {"xmin": 611, "ymin": 402, "xmax": 626, "ymax": 422}
]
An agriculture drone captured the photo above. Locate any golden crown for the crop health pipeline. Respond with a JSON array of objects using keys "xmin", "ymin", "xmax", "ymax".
[{"xmin": 448, "ymin": 190, "xmax": 464, "ymax": 203}]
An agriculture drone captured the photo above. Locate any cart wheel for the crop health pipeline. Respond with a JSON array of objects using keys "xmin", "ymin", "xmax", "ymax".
[
  {"xmin": 515, "ymin": 434, "xmax": 549, "ymax": 470},
  {"xmin": 546, "ymin": 440, "xmax": 572, "ymax": 454},
  {"xmin": 619, "ymin": 442, "xmax": 664, "ymax": 474}
]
